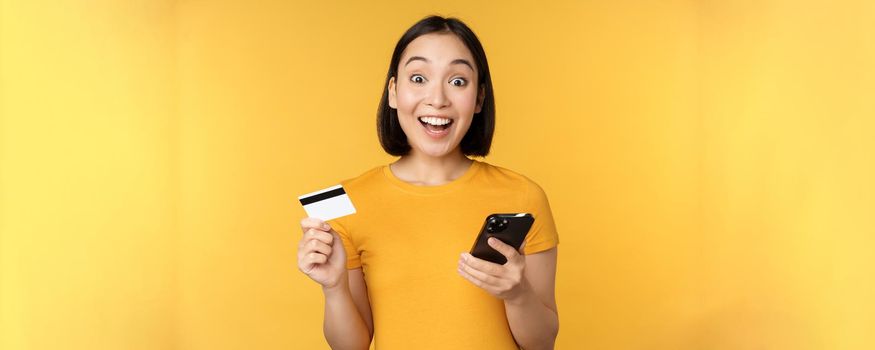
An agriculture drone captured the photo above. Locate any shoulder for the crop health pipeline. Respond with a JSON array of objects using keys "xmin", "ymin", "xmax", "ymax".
[
  {"xmin": 478, "ymin": 162, "xmax": 557, "ymax": 245},
  {"xmin": 337, "ymin": 165, "xmax": 385, "ymax": 192},
  {"xmin": 477, "ymin": 161, "xmax": 547, "ymax": 196},
  {"xmin": 327, "ymin": 165, "xmax": 384, "ymax": 233}
]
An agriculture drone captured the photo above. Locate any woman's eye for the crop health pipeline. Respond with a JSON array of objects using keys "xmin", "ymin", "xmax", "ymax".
[
  {"xmin": 410, "ymin": 75, "xmax": 426, "ymax": 84},
  {"xmin": 450, "ymin": 78, "xmax": 467, "ymax": 87}
]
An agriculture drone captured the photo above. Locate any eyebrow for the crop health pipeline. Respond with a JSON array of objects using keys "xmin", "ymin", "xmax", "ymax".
[{"xmin": 404, "ymin": 56, "xmax": 475, "ymax": 72}]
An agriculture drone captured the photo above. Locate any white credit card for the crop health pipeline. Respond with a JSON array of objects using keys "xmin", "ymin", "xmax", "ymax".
[{"xmin": 298, "ymin": 184, "xmax": 356, "ymax": 221}]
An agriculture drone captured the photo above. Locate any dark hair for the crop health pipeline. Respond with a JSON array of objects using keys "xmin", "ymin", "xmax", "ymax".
[{"xmin": 377, "ymin": 15, "xmax": 495, "ymax": 157}]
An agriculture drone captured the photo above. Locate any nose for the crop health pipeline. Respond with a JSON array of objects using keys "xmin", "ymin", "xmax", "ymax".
[{"xmin": 425, "ymin": 81, "xmax": 449, "ymax": 109}]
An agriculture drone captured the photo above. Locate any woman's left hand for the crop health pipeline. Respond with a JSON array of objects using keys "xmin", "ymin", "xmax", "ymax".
[{"xmin": 457, "ymin": 237, "xmax": 530, "ymax": 302}]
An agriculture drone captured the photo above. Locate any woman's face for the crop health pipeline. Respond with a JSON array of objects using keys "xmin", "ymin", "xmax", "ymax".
[{"xmin": 388, "ymin": 33, "xmax": 485, "ymax": 159}]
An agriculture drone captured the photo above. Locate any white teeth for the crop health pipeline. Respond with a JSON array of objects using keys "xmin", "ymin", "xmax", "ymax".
[{"xmin": 418, "ymin": 116, "xmax": 452, "ymax": 126}]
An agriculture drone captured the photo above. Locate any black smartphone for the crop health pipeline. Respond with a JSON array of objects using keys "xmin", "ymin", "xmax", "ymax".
[{"xmin": 469, "ymin": 213, "xmax": 535, "ymax": 265}]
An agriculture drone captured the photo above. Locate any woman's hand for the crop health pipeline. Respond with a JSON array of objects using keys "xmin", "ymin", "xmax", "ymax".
[
  {"xmin": 297, "ymin": 217, "xmax": 348, "ymax": 290},
  {"xmin": 457, "ymin": 237, "xmax": 531, "ymax": 303}
]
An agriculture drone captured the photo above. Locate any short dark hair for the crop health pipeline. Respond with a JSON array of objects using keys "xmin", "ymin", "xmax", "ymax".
[{"xmin": 377, "ymin": 15, "xmax": 496, "ymax": 157}]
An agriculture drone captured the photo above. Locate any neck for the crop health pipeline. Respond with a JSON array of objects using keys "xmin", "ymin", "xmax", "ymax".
[{"xmin": 391, "ymin": 149, "xmax": 474, "ymax": 186}]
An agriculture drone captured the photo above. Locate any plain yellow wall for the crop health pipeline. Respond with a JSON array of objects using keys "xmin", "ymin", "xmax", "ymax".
[
  {"xmin": 1, "ymin": 0, "xmax": 873, "ymax": 349},
  {"xmin": 697, "ymin": 1, "xmax": 875, "ymax": 348},
  {"xmin": 1, "ymin": 1, "xmax": 178, "ymax": 349}
]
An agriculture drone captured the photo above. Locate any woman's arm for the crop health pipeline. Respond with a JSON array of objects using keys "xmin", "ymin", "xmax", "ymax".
[
  {"xmin": 504, "ymin": 247, "xmax": 559, "ymax": 350},
  {"xmin": 457, "ymin": 239, "xmax": 559, "ymax": 350},
  {"xmin": 322, "ymin": 268, "xmax": 374, "ymax": 350},
  {"xmin": 297, "ymin": 218, "xmax": 373, "ymax": 350}
]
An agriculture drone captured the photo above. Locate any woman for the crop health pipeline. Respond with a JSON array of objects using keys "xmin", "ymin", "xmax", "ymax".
[{"xmin": 297, "ymin": 15, "xmax": 559, "ymax": 350}]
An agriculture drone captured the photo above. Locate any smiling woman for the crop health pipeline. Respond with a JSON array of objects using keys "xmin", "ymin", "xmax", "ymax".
[
  {"xmin": 376, "ymin": 17, "xmax": 495, "ymax": 162},
  {"xmin": 295, "ymin": 16, "xmax": 559, "ymax": 350},
  {"xmin": 385, "ymin": 31, "xmax": 485, "ymax": 157}
]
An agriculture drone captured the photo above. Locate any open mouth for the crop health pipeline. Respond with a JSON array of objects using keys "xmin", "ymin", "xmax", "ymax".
[{"xmin": 418, "ymin": 116, "xmax": 454, "ymax": 133}]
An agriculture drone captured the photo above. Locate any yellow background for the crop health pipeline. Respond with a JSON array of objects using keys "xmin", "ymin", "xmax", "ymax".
[{"xmin": 1, "ymin": 0, "xmax": 873, "ymax": 349}]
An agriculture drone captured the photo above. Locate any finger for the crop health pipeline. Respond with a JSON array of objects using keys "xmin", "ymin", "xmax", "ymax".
[
  {"xmin": 301, "ymin": 252, "xmax": 328, "ymax": 270},
  {"xmin": 304, "ymin": 239, "xmax": 332, "ymax": 256},
  {"xmin": 458, "ymin": 258, "xmax": 499, "ymax": 286},
  {"xmin": 300, "ymin": 217, "xmax": 331, "ymax": 232},
  {"xmin": 457, "ymin": 264, "xmax": 488, "ymax": 289},
  {"xmin": 461, "ymin": 252, "xmax": 503, "ymax": 276},
  {"xmin": 487, "ymin": 237, "xmax": 520, "ymax": 260},
  {"xmin": 298, "ymin": 251, "xmax": 320, "ymax": 272},
  {"xmin": 298, "ymin": 239, "xmax": 328, "ymax": 261},
  {"xmin": 518, "ymin": 239, "xmax": 527, "ymax": 254},
  {"xmin": 302, "ymin": 228, "xmax": 333, "ymax": 246}
]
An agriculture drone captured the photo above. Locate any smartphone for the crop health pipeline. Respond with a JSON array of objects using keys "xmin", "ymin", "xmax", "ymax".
[{"xmin": 469, "ymin": 213, "xmax": 535, "ymax": 264}]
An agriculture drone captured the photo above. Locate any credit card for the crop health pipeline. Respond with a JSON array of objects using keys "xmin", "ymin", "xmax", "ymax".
[{"xmin": 298, "ymin": 184, "xmax": 356, "ymax": 221}]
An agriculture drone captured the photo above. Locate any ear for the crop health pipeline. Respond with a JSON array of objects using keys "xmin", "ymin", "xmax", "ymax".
[
  {"xmin": 474, "ymin": 84, "xmax": 486, "ymax": 114},
  {"xmin": 388, "ymin": 76, "xmax": 398, "ymax": 109}
]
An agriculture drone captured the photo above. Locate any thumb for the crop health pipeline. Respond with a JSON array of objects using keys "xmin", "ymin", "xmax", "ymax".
[
  {"xmin": 487, "ymin": 236, "xmax": 520, "ymax": 260},
  {"xmin": 330, "ymin": 230, "xmax": 342, "ymax": 248},
  {"xmin": 328, "ymin": 230, "xmax": 347, "ymax": 259},
  {"xmin": 328, "ymin": 229, "xmax": 341, "ymax": 245}
]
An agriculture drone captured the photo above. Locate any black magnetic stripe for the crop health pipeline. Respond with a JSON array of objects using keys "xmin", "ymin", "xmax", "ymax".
[{"xmin": 299, "ymin": 187, "xmax": 347, "ymax": 206}]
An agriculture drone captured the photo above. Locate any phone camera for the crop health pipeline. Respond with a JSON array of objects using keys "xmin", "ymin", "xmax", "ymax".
[{"xmin": 486, "ymin": 217, "xmax": 509, "ymax": 233}]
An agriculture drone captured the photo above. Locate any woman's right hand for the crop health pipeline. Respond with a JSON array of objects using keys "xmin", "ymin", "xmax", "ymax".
[{"xmin": 297, "ymin": 217, "xmax": 348, "ymax": 290}]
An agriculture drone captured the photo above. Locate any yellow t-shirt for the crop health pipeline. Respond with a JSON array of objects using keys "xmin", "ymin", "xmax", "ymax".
[{"xmin": 328, "ymin": 159, "xmax": 559, "ymax": 349}]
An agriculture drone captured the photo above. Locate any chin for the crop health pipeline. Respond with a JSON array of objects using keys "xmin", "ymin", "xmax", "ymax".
[{"xmin": 413, "ymin": 141, "xmax": 460, "ymax": 158}]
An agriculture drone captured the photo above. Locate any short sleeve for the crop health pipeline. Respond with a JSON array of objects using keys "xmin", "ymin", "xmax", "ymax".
[
  {"xmin": 522, "ymin": 180, "xmax": 560, "ymax": 255},
  {"xmin": 327, "ymin": 218, "xmax": 362, "ymax": 269}
]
